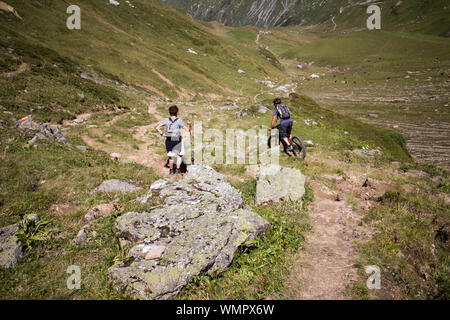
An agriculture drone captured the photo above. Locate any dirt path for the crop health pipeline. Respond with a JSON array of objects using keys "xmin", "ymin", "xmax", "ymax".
[
  {"xmin": 78, "ymin": 101, "xmax": 171, "ymax": 177},
  {"xmin": 124, "ymin": 102, "xmax": 171, "ymax": 176},
  {"xmin": 1, "ymin": 62, "xmax": 27, "ymax": 77},
  {"xmin": 284, "ymin": 179, "xmax": 361, "ymax": 299},
  {"xmin": 281, "ymin": 159, "xmax": 394, "ymax": 300}
]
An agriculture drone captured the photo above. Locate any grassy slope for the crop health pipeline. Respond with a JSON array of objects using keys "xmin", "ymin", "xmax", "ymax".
[{"xmin": 1, "ymin": 0, "xmax": 285, "ymax": 101}]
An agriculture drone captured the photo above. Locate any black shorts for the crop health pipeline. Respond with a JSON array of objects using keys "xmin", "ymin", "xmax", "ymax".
[
  {"xmin": 165, "ymin": 136, "xmax": 183, "ymax": 156},
  {"xmin": 279, "ymin": 119, "xmax": 293, "ymax": 138}
]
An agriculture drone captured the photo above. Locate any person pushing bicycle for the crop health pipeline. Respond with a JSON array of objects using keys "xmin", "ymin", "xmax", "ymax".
[{"xmin": 269, "ymin": 98, "xmax": 294, "ymax": 152}]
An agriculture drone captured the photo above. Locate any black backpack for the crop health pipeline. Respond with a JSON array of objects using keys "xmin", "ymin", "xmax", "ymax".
[{"xmin": 276, "ymin": 104, "xmax": 291, "ymax": 119}]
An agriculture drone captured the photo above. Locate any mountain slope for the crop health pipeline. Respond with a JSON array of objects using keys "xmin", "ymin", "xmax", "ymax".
[
  {"xmin": 161, "ymin": 0, "xmax": 450, "ymax": 36},
  {"xmin": 0, "ymin": 0, "xmax": 284, "ymax": 104}
]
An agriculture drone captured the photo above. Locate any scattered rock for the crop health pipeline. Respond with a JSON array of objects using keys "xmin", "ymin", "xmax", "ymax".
[
  {"xmin": 80, "ymin": 73, "xmax": 102, "ymax": 85},
  {"xmin": 90, "ymin": 179, "xmax": 141, "ymax": 194},
  {"xmin": 220, "ymin": 102, "xmax": 239, "ymax": 111},
  {"xmin": 0, "ymin": 223, "xmax": 23, "ymax": 268},
  {"xmin": 119, "ymin": 159, "xmax": 135, "ymax": 165},
  {"xmin": 73, "ymin": 118, "xmax": 85, "ymax": 124},
  {"xmin": 108, "ymin": 165, "xmax": 269, "ymax": 300},
  {"xmin": 255, "ymin": 80, "xmax": 275, "ymax": 88},
  {"xmin": 85, "ymin": 204, "xmax": 117, "ymax": 222},
  {"xmin": 276, "ymin": 86, "xmax": 289, "ymax": 93},
  {"xmin": 256, "ymin": 166, "xmax": 306, "ymax": 205},
  {"xmin": 110, "ymin": 153, "xmax": 122, "ymax": 159},
  {"xmin": 238, "ymin": 69, "xmax": 246, "ymax": 74},
  {"xmin": 17, "ymin": 115, "xmax": 71, "ymax": 147},
  {"xmin": 76, "ymin": 145, "xmax": 89, "ymax": 153},
  {"xmin": 254, "ymin": 103, "xmax": 269, "ymax": 114},
  {"xmin": 310, "ymin": 74, "xmax": 320, "ymax": 79},
  {"xmin": 187, "ymin": 48, "xmax": 198, "ymax": 55},
  {"xmin": 354, "ymin": 149, "xmax": 382, "ymax": 158},
  {"xmin": 235, "ymin": 109, "xmax": 251, "ymax": 118},
  {"xmin": 368, "ymin": 113, "xmax": 379, "ymax": 118},
  {"xmin": 25, "ymin": 214, "xmax": 40, "ymax": 224},
  {"xmin": 303, "ymin": 119, "xmax": 318, "ymax": 126},
  {"xmin": 73, "ymin": 225, "xmax": 89, "ymax": 246}
]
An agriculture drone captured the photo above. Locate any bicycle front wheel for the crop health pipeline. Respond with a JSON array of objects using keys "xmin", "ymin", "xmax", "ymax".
[{"xmin": 291, "ymin": 136, "xmax": 307, "ymax": 159}]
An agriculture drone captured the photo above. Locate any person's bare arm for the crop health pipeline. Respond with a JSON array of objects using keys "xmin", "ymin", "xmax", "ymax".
[
  {"xmin": 269, "ymin": 115, "xmax": 277, "ymax": 130},
  {"xmin": 156, "ymin": 122, "xmax": 166, "ymax": 137},
  {"xmin": 183, "ymin": 120, "xmax": 191, "ymax": 132}
]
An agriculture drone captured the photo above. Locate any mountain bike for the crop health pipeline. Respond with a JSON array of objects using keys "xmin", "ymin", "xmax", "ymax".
[{"xmin": 268, "ymin": 124, "xmax": 307, "ymax": 159}]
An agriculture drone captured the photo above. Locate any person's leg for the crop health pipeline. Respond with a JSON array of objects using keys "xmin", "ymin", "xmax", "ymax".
[
  {"xmin": 285, "ymin": 122, "xmax": 293, "ymax": 148},
  {"xmin": 279, "ymin": 122, "xmax": 291, "ymax": 149}
]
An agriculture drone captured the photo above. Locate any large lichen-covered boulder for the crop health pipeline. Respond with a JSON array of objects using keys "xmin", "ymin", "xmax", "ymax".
[
  {"xmin": 255, "ymin": 165, "xmax": 306, "ymax": 205},
  {"xmin": 0, "ymin": 223, "xmax": 23, "ymax": 268},
  {"xmin": 108, "ymin": 165, "xmax": 269, "ymax": 300}
]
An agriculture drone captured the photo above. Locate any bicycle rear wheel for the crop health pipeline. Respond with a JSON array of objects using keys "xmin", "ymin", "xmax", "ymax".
[{"xmin": 291, "ymin": 136, "xmax": 307, "ymax": 159}]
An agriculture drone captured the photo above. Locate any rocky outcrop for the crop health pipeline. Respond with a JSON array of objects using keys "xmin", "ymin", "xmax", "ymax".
[
  {"xmin": 90, "ymin": 179, "xmax": 141, "ymax": 194},
  {"xmin": 254, "ymin": 165, "xmax": 306, "ymax": 205},
  {"xmin": 108, "ymin": 165, "xmax": 269, "ymax": 300},
  {"xmin": 17, "ymin": 115, "xmax": 71, "ymax": 147},
  {"xmin": 0, "ymin": 223, "xmax": 23, "ymax": 268}
]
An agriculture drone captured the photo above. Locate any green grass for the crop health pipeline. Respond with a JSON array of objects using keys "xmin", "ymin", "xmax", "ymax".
[
  {"xmin": 0, "ymin": 129, "xmax": 160, "ymax": 299},
  {"xmin": 350, "ymin": 189, "xmax": 450, "ymax": 300}
]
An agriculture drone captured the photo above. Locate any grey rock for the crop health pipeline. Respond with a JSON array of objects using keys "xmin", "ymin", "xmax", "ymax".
[
  {"xmin": 84, "ymin": 204, "xmax": 116, "ymax": 222},
  {"xmin": 17, "ymin": 116, "xmax": 71, "ymax": 147},
  {"xmin": 235, "ymin": 109, "xmax": 251, "ymax": 118},
  {"xmin": 354, "ymin": 149, "xmax": 382, "ymax": 158},
  {"xmin": 108, "ymin": 165, "xmax": 269, "ymax": 300},
  {"xmin": 25, "ymin": 214, "xmax": 40, "ymax": 224},
  {"xmin": 368, "ymin": 113, "xmax": 379, "ymax": 118},
  {"xmin": 119, "ymin": 159, "xmax": 135, "ymax": 165},
  {"xmin": 90, "ymin": 179, "xmax": 141, "ymax": 194},
  {"xmin": 76, "ymin": 145, "xmax": 89, "ymax": 153},
  {"xmin": 80, "ymin": 72, "xmax": 102, "ymax": 85},
  {"xmin": 73, "ymin": 225, "xmax": 89, "ymax": 246},
  {"xmin": 255, "ymin": 166, "xmax": 306, "ymax": 205},
  {"xmin": 255, "ymin": 104, "xmax": 269, "ymax": 114},
  {"xmin": 0, "ymin": 224, "xmax": 23, "ymax": 268}
]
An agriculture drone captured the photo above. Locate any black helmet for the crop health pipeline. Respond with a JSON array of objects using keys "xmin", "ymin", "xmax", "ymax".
[{"xmin": 273, "ymin": 98, "xmax": 282, "ymax": 105}]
